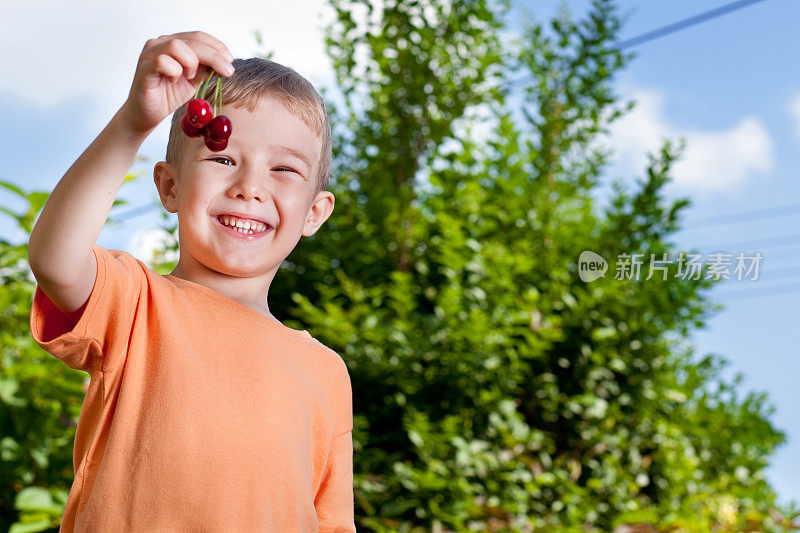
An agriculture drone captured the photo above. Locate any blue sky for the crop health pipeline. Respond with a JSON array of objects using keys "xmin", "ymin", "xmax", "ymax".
[{"xmin": 2, "ymin": 0, "xmax": 797, "ymax": 508}]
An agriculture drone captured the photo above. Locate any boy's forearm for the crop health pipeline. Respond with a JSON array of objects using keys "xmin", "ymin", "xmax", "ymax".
[{"xmin": 28, "ymin": 103, "xmax": 152, "ymax": 283}]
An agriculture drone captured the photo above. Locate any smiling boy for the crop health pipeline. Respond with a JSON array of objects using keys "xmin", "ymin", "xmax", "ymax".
[
  {"xmin": 27, "ymin": 31, "xmax": 355, "ymax": 532},
  {"xmin": 156, "ymin": 89, "xmax": 331, "ymax": 324}
]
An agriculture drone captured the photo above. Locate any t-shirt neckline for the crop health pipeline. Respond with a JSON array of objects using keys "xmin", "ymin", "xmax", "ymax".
[{"xmin": 164, "ymin": 274, "xmax": 311, "ymax": 340}]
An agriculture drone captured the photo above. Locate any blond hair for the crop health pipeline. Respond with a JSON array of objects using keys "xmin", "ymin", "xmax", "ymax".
[{"xmin": 165, "ymin": 57, "xmax": 332, "ymax": 193}]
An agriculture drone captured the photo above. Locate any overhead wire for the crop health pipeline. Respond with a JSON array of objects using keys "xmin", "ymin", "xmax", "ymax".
[
  {"xmin": 499, "ymin": 0, "xmax": 771, "ymax": 90},
  {"xmin": 713, "ymin": 281, "xmax": 800, "ymax": 301},
  {"xmin": 678, "ymin": 203, "xmax": 800, "ymax": 230},
  {"xmin": 696, "ymin": 233, "xmax": 800, "ymax": 253},
  {"xmin": 109, "ymin": 200, "xmax": 163, "ymax": 223},
  {"xmin": 613, "ymin": 0, "xmax": 770, "ymax": 50},
  {"xmin": 105, "ymin": 0, "xmax": 774, "ymax": 225},
  {"xmin": 101, "ymin": 0, "xmax": 797, "ymax": 301}
]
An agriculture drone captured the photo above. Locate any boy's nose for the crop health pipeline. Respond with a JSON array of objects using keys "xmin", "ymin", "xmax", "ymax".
[{"xmin": 229, "ymin": 174, "xmax": 269, "ymax": 203}]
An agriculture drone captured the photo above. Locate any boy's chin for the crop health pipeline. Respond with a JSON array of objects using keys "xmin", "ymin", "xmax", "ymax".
[{"xmin": 207, "ymin": 253, "xmax": 286, "ymax": 278}]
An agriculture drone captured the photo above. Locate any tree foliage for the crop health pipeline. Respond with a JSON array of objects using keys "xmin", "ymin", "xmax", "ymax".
[{"xmin": 277, "ymin": 0, "xmax": 797, "ymax": 530}]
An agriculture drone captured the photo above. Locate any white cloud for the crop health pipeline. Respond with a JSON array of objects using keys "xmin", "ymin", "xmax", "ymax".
[
  {"xmin": 670, "ymin": 117, "xmax": 772, "ymax": 190},
  {"xmin": 7, "ymin": 0, "xmax": 335, "ymax": 129},
  {"xmin": 606, "ymin": 85, "xmax": 774, "ymax": 193},
  {"xmin": 788, "ymin": 93, "xmax": 800, "ymax": 141}
]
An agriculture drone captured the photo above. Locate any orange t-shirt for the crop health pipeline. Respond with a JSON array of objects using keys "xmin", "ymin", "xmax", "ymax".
[{"xmin": 29, "ymin": 244, "xmax": 356, "ymax": 532}]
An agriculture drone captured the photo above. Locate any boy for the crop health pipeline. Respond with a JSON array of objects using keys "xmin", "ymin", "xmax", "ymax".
[{"xmin": 27, "ymin": 31, "xmax": 355, "ymax": 532}]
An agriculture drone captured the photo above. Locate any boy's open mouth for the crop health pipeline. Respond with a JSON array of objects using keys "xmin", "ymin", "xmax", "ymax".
[{"xmin": 215, "ymin": 214, "xmax": 273, "ymax": 236}]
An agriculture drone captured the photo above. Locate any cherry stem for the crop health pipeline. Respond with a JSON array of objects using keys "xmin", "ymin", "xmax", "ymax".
[
  {"xmin": 199, "ymin": 69, "xmax": 216, "ymax": 101},
  {"xmin": 193, "ymin": 69, "xmax": 212, "ymax": 99},
  {"xmin": 215, "ymin": 76, "xmax": 221, "ymax": 116}
]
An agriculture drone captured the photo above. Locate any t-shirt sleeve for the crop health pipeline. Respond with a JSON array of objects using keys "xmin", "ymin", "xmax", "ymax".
[
  {"xmin": 29, "ymin": 243, "xmax": 144, "ymax": 374},
  {"xmin": 314, "ymin": 362, "xmax": 356, "ymax": 532}
]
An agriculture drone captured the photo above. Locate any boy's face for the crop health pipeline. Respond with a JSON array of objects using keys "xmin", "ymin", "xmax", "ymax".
[{"xmin": 154, "ymin": 96, "xmax": 334, "ymax": 285}]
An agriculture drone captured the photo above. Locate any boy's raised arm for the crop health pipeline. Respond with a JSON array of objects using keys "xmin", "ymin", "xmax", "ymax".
[
  {"xmin": 27, "ymin": 103, "xmax": 150, "ymax": 311},
  {"xmin": 28, "ymin": 31, "xmax": 235, "ymax": 316}
]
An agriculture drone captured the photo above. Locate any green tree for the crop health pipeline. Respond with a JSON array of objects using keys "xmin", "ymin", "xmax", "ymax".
[{"xmin": 276, "ymin": 0, "xmax": 797, "ymax": 530}]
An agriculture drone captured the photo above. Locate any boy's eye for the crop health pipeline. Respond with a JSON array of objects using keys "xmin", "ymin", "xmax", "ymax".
[{"xmin": 209, "ymin": 157, "xmax": 297, "ymax": 174}]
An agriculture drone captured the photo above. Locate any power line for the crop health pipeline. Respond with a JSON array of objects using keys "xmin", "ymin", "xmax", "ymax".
[
  {"xmin": 754, "ymin": 246, "xmax": 800, "ymax": 263},
  {"xmin": 679, "ymin": 203, "xmax": 800, "ymax": 230},
  {"xmin": 675, "ymin": 244, "xmax": 800, "ymax": 266},
  {"xmin": 758, "ymin": 265, "xmax": 800, "ymax": 279},
  {"xmin": 699, "ymin": 233, "xmax": 800, "ymax": 253},
  {"xmin": 712, "ymin": 265, "xmax": 800, "ymax": 282},
  {"xmin": 714, "ymin": 281, "xmax": 800, "ymax": 301},
  {"xmin": 106, "ymin": 0, "xmax": 779, "ymax": 229},
  {"xmin": 501, "ymin": 0, "xmax": 771, "ymax": 89},
  {"xmin": 109, "ymin": 200, "xmax": 164, "ymax": 222},
  {"xmin": 614, "ymin": 0, "xmax": 770, "ymax": 50}
]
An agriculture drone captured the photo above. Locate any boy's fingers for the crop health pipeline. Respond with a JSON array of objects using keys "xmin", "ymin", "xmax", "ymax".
[
  {"xmin": 188, "ymin": 64, "xmax": 210, "ymax": 86},
  {"xmin": 164, "ymin": 37, "xmax": 233, "ymax": 79},
  {"xmin": 155, "ymin": 38, "xmax": 200, "ymax": 80},
  {"xmin": 169, "ymin": 30, "xmax": 234, "ymax": 62},
  {"xmin": 153, "ymin": 54, "xmax": 184, "ymax": 83},
  {"xmin": 187, "ymin": 38, "xmax": 235, "ymax": 77}
]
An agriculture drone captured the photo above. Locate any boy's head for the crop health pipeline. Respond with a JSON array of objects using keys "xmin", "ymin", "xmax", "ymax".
[
  {"xmin": 153, "ymin": 57, "xmax": 335, "ymax": 281},
  {"xmin": 164, "ymin": 57, "xmax": 333, "ymax": 195}
]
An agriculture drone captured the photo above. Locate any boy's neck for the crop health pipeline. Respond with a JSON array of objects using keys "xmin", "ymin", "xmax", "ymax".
[{"xmin": 169, "ymin": 264, "xmax": 282, "ymax": 326}]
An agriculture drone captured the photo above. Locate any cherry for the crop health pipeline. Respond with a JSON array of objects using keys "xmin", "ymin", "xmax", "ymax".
[
  {"xmin": 204, "ymin": 134, "xmax": 228, "ymax": 151},
  {"xmin": 206, "ymin": 115, "xmax": 232, "ymax": 141},
  {"xmin": 180, "ymin": 70, "xmax": 232, "ymax": 149},
  {"xmin": 186, "ymin": 98, "xmax": 213, "ymax": 128},
  {"xmin": 181, "ymin": 114, "xmax": 204, "ymax": 137}
]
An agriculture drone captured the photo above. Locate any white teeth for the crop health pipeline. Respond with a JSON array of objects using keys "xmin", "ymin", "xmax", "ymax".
[{"xmin": 219, "ymin": 215, "xmax": 268, "ymax": 233}]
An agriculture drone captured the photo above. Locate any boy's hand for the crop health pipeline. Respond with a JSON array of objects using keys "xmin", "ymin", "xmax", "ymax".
[{"xmin": 120, "ymin": 31, "xmax": 235, "ymax": 137}]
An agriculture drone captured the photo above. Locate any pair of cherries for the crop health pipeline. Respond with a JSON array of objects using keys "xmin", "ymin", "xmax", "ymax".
[{"xmin": 180, "ymin": 69, "xmax": 232, "ymax": 151}]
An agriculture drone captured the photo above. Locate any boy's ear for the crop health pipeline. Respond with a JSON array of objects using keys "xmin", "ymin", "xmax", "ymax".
[
  {"xmin": 302, "ymin": 191, "xmax": 335, "ymax": 237},
  {"xmin": 153, "ymin": 161, "xmax": 179, "ymax": 214}
]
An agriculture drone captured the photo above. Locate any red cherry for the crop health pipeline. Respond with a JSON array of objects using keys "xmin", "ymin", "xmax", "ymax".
[
  {"xmin": 204, "ymin": 135, "xmax": 228, "ymax": 151},
  {"xmin": 186, "ymin": 99, "xmax": 213, "ymax": 128},
  {"xmin": 181, "ymin": 113, "xmax": 204, "ymax": 137},
  {"xmin": 206, "ymin": 115, "xmax": 232, "ymax": 141}
]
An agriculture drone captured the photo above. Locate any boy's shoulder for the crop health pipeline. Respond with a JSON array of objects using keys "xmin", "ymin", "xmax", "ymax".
[{"xmin": 302, "ymin": 333, "xmax": 348, "ymax": 369}]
